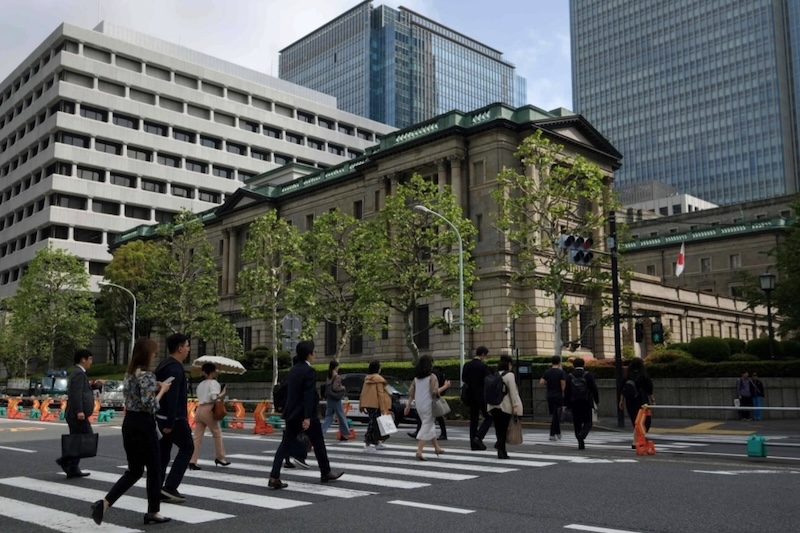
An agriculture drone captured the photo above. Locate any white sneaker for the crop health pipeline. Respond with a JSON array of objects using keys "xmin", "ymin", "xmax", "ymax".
[
  {"xmin": 363, "ymin": 445, "xmax": 377, "ymax": 453},
  {"xmin": 549, "ymin": 435, "xmax": 557, "ymax": 441},
  {"xmin": 376, "ymin": 443, "xmax": 387, "ymax": 450},
  {"xmin": 556, "ymin": 434, "xmax": 562, "ymax": 440}
]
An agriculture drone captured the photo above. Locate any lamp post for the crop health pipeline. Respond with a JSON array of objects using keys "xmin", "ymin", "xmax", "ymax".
[
  {"xmin": 98, "ymin": 281, "xmax": 137, "ymax": 357},
  {"xmin": 413, "ymin": 205, "xmax": 465, "ymax": 374},
  {"xmin": 759, "ymin": 272, "xmax": 776, "ymax": 359}
]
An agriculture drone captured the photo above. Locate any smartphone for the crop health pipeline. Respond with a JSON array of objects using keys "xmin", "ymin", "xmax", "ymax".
[{"xmin": 162, "ymin": 376, "xmax": 175, "ymax": 385}]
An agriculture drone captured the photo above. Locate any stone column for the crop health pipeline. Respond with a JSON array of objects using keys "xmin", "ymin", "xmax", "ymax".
[
  {"xmin": 436, "ymin": 159, "xmax": 447, "ymax": 194},
  {"xmin": 226, "ymin": 228, "xmax": 237, "ymax": 295},
  {"xmin": 448, "ymin": 155, "xmax": 463, "ymax": 209}
]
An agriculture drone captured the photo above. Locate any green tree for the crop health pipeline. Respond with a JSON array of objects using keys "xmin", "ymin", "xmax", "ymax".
[
  {"xmin": 237, "ymin": 210, "xmax": 303, "ymax": 384},
  {"xmin": 368, "ymin": 173, "xmax": 479, "ymax": 363},
  {"xmin": 149, "ymin": 209, "xmax": 219, "ymax": 339},
  {"xmin": 196, "ymin": 314, "xmax": 243, "ymax": 360},
  {"xmin": 769, "ymin": 199, "xmax": 800, "ymax": 337},
  {"xmin": 291, "ymin": 209, "xmax": 386, "ymax": 360},
  {"xmin": 0, "ymin": 301, "xmax": 28, "ymax": 378},
  {"xmin": 493, "ymin": 130, "xmax": 618, "ymax": 357},
  {"xmin": 8, "ymin": 246, "xmax": 96, "ymax": 370},
  {"xmin": 97, "ymin": 240, "xmax": 162, "ymax": 364}
]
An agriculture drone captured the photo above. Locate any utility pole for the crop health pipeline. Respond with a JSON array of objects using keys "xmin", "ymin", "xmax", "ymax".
[{"xmin": 609, "ymin": 211, "xmax": 625, "ymax": 427}]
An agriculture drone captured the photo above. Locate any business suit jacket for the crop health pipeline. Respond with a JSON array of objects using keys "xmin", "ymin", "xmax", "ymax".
[
  {"xmin": 282, "ymin": 362, "xmax": 319, "ymax": 425},
  {"xmin": 66, "ymin": 366, "xmax": 94, "ymax": 420},
  {"xmin": 462, "ymin": 357, "xmax": 491, "ymax": 406}
]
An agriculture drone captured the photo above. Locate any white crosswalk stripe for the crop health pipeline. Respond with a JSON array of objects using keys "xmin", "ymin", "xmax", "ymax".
[{"xmin": 0, "ymin": 437, "xmax": 632, "ymax": 532}]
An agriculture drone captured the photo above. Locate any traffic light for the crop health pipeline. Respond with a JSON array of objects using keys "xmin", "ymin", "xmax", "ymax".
[
  {"xmin": 558, "ymin": 234, "xmax": 595, "ymax": 265},
  {"xmin": 635, "ymin": 322, "xmax": 644, "ymax": 343},
  {"xmin": 651, "ymin": 322, "xmax": 664, "ymax": 344}
]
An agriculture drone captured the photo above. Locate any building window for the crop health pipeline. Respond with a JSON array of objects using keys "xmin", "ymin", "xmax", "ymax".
[
  {"xmin": 141, "ymin": 179, "xmax": 166, "ymax": 194},
  {"xmin": 381, "ymin": 316, "xmax": 389, "ymax": 339},
  {"xmin": 95, "ymin": 139, "xmax": 122, "ymax": 155},
  {"xmin": 730, "ymin": 286, "xmax": 745, "ymax": 298},
  {"xmin": 125, "ymin": 205, "xmax": 151, "ymax": 220},
  {"xmin": 673, "ymin": 204, "xmax": 682, "ymax": 214},
  {"xmin": 110, "ymin": 173, "xmax": 135, "ymax": 188},
  {"xmin": 200, "ymin": 135, "xmax": 221, "ymax": 149},
  {"xmin": 324, "ymin": 321, "xmax": 336, "ymax": 356},
  {"xmin": 58, "ymin": 132, "xmax": 89, "ymax": 148},
  {"xmin": 172, "ymin": 184, "xmax": 193, "ymax": 198},
  {"xmin": 659, "ymin": 207, "xmax": 668, "ymax": 216},
  {"xmin": 73, "ymin": 227, "xmax": 102, "ymax": 243},
  {"xmin": 155, "ymin": 210, "xmax": 174, "ymax": 223},
  {"xmin": 319, "ymin": 118, "xmax": 334, "ymax": 130},
  {"xmin": 186, "ymin": 159, "xmax": 207, "ymax": 173},
  {"xmin": 263, "ymin": 126, "xmax": 281, "ymax": 139},
  {"xmin": 305, "ymin": 214, "xmax": 314, "ymax": 230},
  {"xmin": 349, "ymin": 328, "xmax": 363, "ymax": 355},
  {"xmin": 213, "ymin": 166, "xmax": 233, "ymax": 179},
  {"xmin": 476, "ymin": 214, "xmax": 483, "ymax": 242},
  {"xmin": 338, "ymin": 124, "xmax": 353, "ymax": 136},
  {"xmin": 50, "ymin": 193, "xmax": 86, "ymax": 210},
  {"xmin": 173, "ymin": 128, "xmax": 195, "ymax": 143},
  {"xmin": 357, "ymin": 130, "xmax": 373, "ymax": 141},
  {"xmin": 353, "ymin": 200, "xmax": 363, "ymax": 220},
  {"xmin": 646, "ymin": 265, "xmax": 656, "ymax": 276},
  {"xmin": 50, "ymin": 100, "xmax": 76, "ymax": 115},
  {"xmin": 92, "ymin": 199, "xmax": 120, "ymax": 215},
  {"xmin": 579, "ymin": 305, "xmax": 594, "ymax": 350},
  {"xmin": 226, "ymin": 142, "xmax": 246, "ymax": 156},
  {"xmin": 157, "ymin": 153, "xmax": 181, "ymax": 168},
  {"xmin": 77, "ymin": 166, "xmax": 104, "ymax": 182},
  {"xmin": 88, "ymin": 261, "xmax": 107, "ymax": 275},
  {"xmin": 143, "ymin": 121, "xmax": 167, "ymax": 136},
  {"xmin": 251, "ymin": 148, "xmax": 270, "ymax": 161},
  {"xmin": 241, "ymin": 120, "xmax": 259, "ymax": 133},
  {"xmin": 729, "ymin": 254, "xmax": 741, "ymax": 269},
  {"xmin": 198, "ymin": 190, "xmax": 221, "ymax": 203},
  {"xmin": 328, "ymin": 144, "xmax": 343, "ymax": 156},
  {"xmin": 127, "ymin": 146, "xmax": 152, "ymax": 161},
  {"xmin": 274, "ymin": 153, "xmax": 290, "ymax": 165},
  {"xmin": 79, "ymin": 105, "xmax": 107, "ymax": 122},
  {"xmin": 700, "ymin": 257, "xmax": 711, "ymax": 273},
  {"xmin": 413, "ymin": 305, "xmax": 430, "ymax": 350},
  {"xmin": 307, "ymin": 138, "xmax": 324, "ymax": 150},
  {"xmin": 286, "ymin": 132, "xmax": 303, "ymax": 144},
  {"xmin": 297, "ymin": 111, "xmax": 314, "ymax": 123}
]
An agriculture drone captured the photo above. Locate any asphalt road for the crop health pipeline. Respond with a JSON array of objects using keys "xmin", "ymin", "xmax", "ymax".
[{"xmin": 0, "ymin": 415, "xmax": 798, "ymax": 532}]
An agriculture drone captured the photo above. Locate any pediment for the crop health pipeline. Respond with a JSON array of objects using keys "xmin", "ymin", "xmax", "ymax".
[{"xmin": 214, "ymin": 188, "xmax": 270, "ymax": 217}]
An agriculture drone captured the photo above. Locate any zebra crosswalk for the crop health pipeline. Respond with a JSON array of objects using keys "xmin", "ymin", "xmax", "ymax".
[{"xmin": 0, "ymin": 440, "xmax": 630, "ymax": 532}]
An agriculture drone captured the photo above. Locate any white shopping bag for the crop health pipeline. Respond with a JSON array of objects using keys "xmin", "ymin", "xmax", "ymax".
[
  {"xmin": 734, "ymin": 398, "xmax": 741, "ymax": 408},
  {"xmin": 377, "ymin": 413, "xmax": 398, "ymax": 436}
]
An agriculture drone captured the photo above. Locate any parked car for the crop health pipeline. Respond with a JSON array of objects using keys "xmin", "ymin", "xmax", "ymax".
[
  {"xmin": 99, "ymin": 380, "xmax": 125, "ymax": 410},
  {"xmin": 338, "ymin": 373, "xmax": 418, "ymax": 426}
]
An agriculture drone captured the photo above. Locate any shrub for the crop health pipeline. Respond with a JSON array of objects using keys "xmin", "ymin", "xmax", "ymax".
[
  {"xmin": 779, "ymin": 340, "xmax": 800, "ymax": 360},
  {"xmin": 646, "ymin": 350, "xmax": 692, "ymax": 364},
  {"xmin": 730, "ymin": 352, "xmax": 758, "ymax": 362},
  {"xmin": 667, "ymin": 342, "xmax": 690, "ymax": 352},
  {"xmin": 687, "ymin": 337, "xmax": 731, "ymax": 362},
  {"xmin": 723, "ymin": 338, "xmax": 746, "ymax": 355},
  {"xmin": 746, "ymin": 337, "xmax": 784, "ymax": 360}
]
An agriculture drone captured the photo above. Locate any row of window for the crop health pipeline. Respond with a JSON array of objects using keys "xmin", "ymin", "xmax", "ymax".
[
  {"xmin": 629, "ymin": 210, "xmax": 792, "ymax": 240},
  {"xmin": 0, "ymin": 39, "xmax": 379, "ymax": 144}
]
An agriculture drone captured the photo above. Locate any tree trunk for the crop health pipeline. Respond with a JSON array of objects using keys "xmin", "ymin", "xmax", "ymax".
[
  {"xmin": 402, "ymin": 310, "xmax": 419, "ymax": 364},
  {"xmin": 554, "ymin": 294, "xmax": 563, "ymax": 358},
  {"xmin": 335, "ymin": 327, "xmax": 349, "ymax": 362},
  {"xmin": 271, "ymin": 301, "xmax": 279, "ymax": 387}
]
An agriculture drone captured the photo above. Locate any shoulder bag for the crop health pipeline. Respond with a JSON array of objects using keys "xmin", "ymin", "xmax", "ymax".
[
  {"xmin": 430, "ymin": 376, "xmax": 451, "ymax": 418},
  {"xmin": 212, "ymin": 399, "xmax": 227, "ymax": 421},
  {"xmin": 507, "ymin": 415, "xmax": 523, "ymax": 445}
]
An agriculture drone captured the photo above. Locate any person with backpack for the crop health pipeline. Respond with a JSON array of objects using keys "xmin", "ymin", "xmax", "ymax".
[
  {"xmin": 539, "ymin": 355, "xmax": 567, "ymax": 441},
  {"xmin": 462, "ymin": 346, "xmax": 493, "ymax": 450},
  {"xmin": 486, "ymin": 355, "xmax": 522, "ymax": 459},
  {"xmin": 565, "ymin": 358, "xmax": 599, "ymax": 450},
  {"xmin": 618, "ymin": 358, "xmax": 654, "ymax": 447}
]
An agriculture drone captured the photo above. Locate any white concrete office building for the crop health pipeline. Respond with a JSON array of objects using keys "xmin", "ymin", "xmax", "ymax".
[{"xmin": 0, "ymin": 22, "xmax": 393, "ymax": 298}]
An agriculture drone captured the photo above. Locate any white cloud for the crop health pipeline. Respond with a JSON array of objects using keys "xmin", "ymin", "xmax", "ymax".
[{"xmin": 505, "ymin": 28, "xmax": 573, "ymax": 112}]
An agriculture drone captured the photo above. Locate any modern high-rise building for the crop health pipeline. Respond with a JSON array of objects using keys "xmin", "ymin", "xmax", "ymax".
[
  {"xmin": 0, "ymin": 22, "xmax": 393, "ymax": 298},
  {"xmin": 571, "ymin": 0, "xmax": 800, "ymax": 206},
  {"xmin": 279, "ymin": 1, "xmax": 527, "ymax": 128}
]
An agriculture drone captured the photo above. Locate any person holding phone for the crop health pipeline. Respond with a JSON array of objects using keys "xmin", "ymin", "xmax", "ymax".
[{"xmin": 189, "ymin": 363, "xmax": 230, "ymax": 470}]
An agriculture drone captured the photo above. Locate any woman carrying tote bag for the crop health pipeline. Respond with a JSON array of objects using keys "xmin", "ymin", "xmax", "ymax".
[{"xmin": 188, "ymin": 363, "xmax": 230, "ymax": 470}]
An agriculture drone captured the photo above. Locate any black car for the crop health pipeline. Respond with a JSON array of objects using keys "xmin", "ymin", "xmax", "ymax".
[{"xmin": 339, "ymin": 373, "xmax": 418, "ymax": 426}]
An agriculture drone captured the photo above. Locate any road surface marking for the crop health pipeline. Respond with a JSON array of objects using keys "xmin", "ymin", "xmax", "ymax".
[
  {"xmin": 0, "ymin": 495, "xmax": 142, "ymax": 532},
  {"xmin": 336, "ymin": 444, "xmax": 559, "ymax": 467},
  {"xmin": 184, "ymin": 468, "xmax": 376, "ymax": 498},
  {"xmin": 693, "ymin": 469, "xmax": 800, "ymax": 475},
  {"xmin": 0, "ymin": 445, "xmax": 35, "ymax": 453},
  {"xmin": 388, "ymin": 500, "xmax": 475, "ymax": 514},
  {"xmin": 564, "ymin": 525, "xmax": 641, "ymax": 533},
  {"xmin": 0, "ymin": 476, "xmax": 233, "ymax": 523}
]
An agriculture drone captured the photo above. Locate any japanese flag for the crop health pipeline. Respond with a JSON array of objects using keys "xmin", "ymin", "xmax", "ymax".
[{"xmin": 675, "ymin": 242, "xmax": 685, "ymax": 277}]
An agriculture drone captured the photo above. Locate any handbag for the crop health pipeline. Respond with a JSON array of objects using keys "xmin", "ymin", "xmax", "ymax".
[
  {"xmin": 432, "ymin": 396, "xmax": 451, "ymax": 418},
  {"xmin": 212, "ymin": 400, "xmax": 226, "ymax": 421},
  {"xmin": 325, "ymin": 382, "xmax": 345, "ymax": 401},
  {"xmin": 377, "ymin": 413, "xmax": 398, "ymax": 436},
  {"xmin": 61, "ymin": 433, "xmax": 99, "ymax": 459},
  {"xmin": 507, "ymin": 415, "xmax": 523, "ymax": 445}
]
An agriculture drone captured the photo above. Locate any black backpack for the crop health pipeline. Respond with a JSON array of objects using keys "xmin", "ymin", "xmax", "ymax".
[
  {"xmin": 484, "ymin": 371, "xmax": 508, "ymax": 405},
  {"xmin": 622, "ymin": 379, "xmax": 639, "ymax": 400},
  {"xmin": 570, "ymin": 369, "xmax": 590, "ymax": 402},
  {"xmin": 273, "ymin": 381, "xmax": 288, "ymax": 412}
]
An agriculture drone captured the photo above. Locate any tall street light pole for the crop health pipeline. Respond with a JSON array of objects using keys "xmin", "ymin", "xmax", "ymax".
[
  {"xmin": 98, "ymin": 281, "xmax": 137, "ymax": 357},
  {"xmin": 413, "ymin": 205, "xmax": 465, "ymax": 374},
  {"xmin": 759, "ymin": 272, "xmax": 776, "ymax": 359}
]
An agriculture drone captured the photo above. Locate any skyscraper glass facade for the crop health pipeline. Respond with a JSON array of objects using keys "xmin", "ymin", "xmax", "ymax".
[
  {"xmin": 280, "ymin": 1, "xmax": 527, "ymax": 128},
  {"xmin": 571, "ymin": 0, "xmax": 800, "ymax": 205}
]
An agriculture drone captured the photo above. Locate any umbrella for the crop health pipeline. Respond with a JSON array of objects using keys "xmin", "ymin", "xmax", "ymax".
[{"xmin": 192, "ymin": 355, "xmax": 247, "ymax": 375}]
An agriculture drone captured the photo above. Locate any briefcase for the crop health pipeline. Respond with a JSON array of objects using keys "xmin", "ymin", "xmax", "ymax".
[{"xmin": 61, "ymin": 433, "xmax": 99, "ymax": 459}]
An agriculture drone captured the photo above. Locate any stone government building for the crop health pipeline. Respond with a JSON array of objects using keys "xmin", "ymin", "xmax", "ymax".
[{"xmin": 117, "ymin": 103, "xmax": 772, "ymax": 362}]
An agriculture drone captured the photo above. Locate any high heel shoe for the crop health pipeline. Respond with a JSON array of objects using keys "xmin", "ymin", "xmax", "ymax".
[
  {"xmin": 215, "ymin": 459, "xmax": 231, "ymax": 467},
  {"xmin": 143, "ymin": 514, "xmax": 172, "ymax": 524},
  {"xmin": 415, "ymin": 453, "xmax": 427, "ymax": 461},
  {"xmin": 188, "ymin": 463, "xmax": 201, "ymax": 470},
  {"xmin": 435, "ymin": 448, "xmax": 444, "ymax": 456}
]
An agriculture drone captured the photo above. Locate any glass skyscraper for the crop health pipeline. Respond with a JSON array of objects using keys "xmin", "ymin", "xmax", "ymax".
[
  {"xmin": 571, "ymin": 0, "xmax": 800, "ymax": 205},
  {"xmin": 279, "ymin": 1, "xmax": 527, "ymax": 128}
]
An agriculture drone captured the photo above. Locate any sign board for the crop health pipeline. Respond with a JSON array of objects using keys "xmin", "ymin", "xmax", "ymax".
[
  {"xmin": 443, "ymin": 307, "xmax": 453, "ymax": 325},
  {"xmin": 282, "ymin": 337, "xmax": 299, "ymax": 353},
  {"xmin": 281, "ymin": 313, "xmax": 302, "ymax": 337}
]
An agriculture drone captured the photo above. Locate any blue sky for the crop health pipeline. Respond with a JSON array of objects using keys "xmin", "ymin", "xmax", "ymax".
[{"xmin": 0, "ymin": 0, "xmax": 572, "ymax": 112}]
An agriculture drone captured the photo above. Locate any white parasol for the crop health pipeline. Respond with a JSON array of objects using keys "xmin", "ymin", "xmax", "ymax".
[{"xmin": 192, "ymin": 355, "xmax": 247, "ymax": 375}]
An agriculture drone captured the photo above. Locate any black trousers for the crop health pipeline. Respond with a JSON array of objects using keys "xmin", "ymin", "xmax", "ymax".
[
  {"xmin": 62, "ymin": 417, "xmax": 92, "ymax": 474},
  {"xmin": 625, "ymin": 400, "xmax": 652, "ymax": 431},
  {"xmin": 106, "ymin": 411, "xmax": 162, "ymax": 514},
  {"xmin": 157, "ymin": 418, "xmax": 193, "ymax": 491},
  {"xmin": 491, "ymin": 408, "xmax": 511, "ymax": 454},
  {"xmin": 270, "ymin": 417, "xmax": 331, "ymax": 479},
  {"xmin": 469, "ymin": 403, "xmax": 493, "ymax": 442},
  {"xmin": 739, "ymin": 397, "xmax": 753, "ymax": 419},
  {"xmin": 547, "ymin": 396, "xmax": 563, "ymax": 437},
  {"xmin": 572, "ymin": 401, "xmax": 593, "ymax": 440}
]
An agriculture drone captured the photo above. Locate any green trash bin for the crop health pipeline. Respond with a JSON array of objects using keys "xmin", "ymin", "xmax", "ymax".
[{"xmin": 747, "ymin": 434, "xmax": 767, "ymax": 457}]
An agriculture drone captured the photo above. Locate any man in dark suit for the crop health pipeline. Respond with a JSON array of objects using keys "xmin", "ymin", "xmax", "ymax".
[
  {"xmin": 564, "ymin": 357, "xmax": 600, "ymax": 450},
  {"xmin": 462, "ymin": 346, "xmax": 493, "ymax": 450},
  {"xmin": 56, "ymin": 349, "xmax": 97, "ymax": 478},
  {"xmin": 268, "ymin": 340, "xmax": 343, "ymax": 489}
]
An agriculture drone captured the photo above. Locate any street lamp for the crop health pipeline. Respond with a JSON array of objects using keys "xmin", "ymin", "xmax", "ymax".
[
  {"xmin": 759, "ymin": 272, "xmax": 776, "ymax": 359},
  {"xmin": 413, "ymin": 205, "xmax": 465, "ymax": 374},
  {"xmin": 98, "ymin": 281, "xmax": 137, "ymax": 356}
]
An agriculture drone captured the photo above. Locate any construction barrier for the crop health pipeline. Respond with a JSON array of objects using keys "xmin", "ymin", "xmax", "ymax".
[
  {"xmin": 7, "ymin": 398, "xmax": 23, "ymax": 419},
  {"xmin": 187, "ymin": 400, "xmax": 198, "ymax": 429},
  {"xmin": 634, "ymin": 405, "xmax": 655, "ymax": 455},
  {"xmin": 87, "ymin": 399, "xmax": 101, "ymax": 423},
  {"xmin": 227, "ymin": 401, "xmax": 246, "ymax": 429},
  {"xmin": 337, "ymin": 417, "xmax": 357, "ymax": 440},
  {"xmin": 40, "ymin": 399, "xmax": 58, "ymax": 421},
  {"xmin": 252, "ymin": 401, "xmax": 274, "ymax": 434}
]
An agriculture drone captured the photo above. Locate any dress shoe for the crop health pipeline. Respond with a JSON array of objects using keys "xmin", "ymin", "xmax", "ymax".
[
  {"xmin": 284, "ymin": 460, "xmax": 297, "ymax": 469},
  {"xmin": 188, "ymin": 463, "xmax": 202, "ymax": 471},
  {"xmin": 320, "ymin": 470, "xmax": 344, "ymax": 483},
  {"xmin": 160, "ymin": 487, "xmax": 186, "ymax": 503},
  {"xmin": 215, "ymin": 459, "xmax": 231, "ymax": 467},
  {"xmin": 498, "ymin": 451, "xmax": 510, "ymax": 460},
  {"xmin": 66, "ymin": 471, "xmax": 90, "ymax": 479},
  {"xmin": 438, "ymin": 436, "xmax": 447, "ymax": 441},
  {"xmin": 578, "ymin": 438, "xmax": 586, "ymax": 450},
  {"xmin": 471, "ymin": 437, "xmax": 487, "ymax": 451},
  {"xmin": 292, "ymin": 458, "xmax": 310, "ymax": 469},
  {"xmin": 55, "ymin": 458, "xmax": 69, "ymax": 475},
  {"xmin": 268, "ymin": 477, "xmax": 288, "ymax": 489},
  {"xmin": 416, "ymin": 453, "xmax": 427, "ymax": 461},
  {"xmin": 143, "ymin": 514, "xmax": 172, "ymax": 524},
  {"xmin": 407, "ymin": 432, "xmax": 417, "ymax": 439},
  {"xmin": 338, "ymin": 436, "xmax": 350, "ymax": 441},
  {"xmin": 90, "ymin": 500, "xmax": 104, "ymax": 525}
]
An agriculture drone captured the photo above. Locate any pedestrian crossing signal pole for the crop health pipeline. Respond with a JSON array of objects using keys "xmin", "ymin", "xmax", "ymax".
[{"xmin": 609, "ymin": 211, "xmax": 625, "ymax": 428}]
